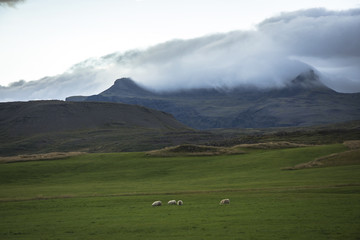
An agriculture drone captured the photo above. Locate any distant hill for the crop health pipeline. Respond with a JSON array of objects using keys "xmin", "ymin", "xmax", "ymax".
[
  {"xmin": 0, "ymin": 100, "xmax": 188, "ymax": 137},
  {"xmin": 0, "ymin": 101, "xmax": 211, "ymax": 155},
  {"xmin": 67, "ymin": 70, "xmax": 360, "ymax": 129}
]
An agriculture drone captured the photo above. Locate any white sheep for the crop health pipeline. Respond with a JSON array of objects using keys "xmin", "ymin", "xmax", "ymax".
[
  {"xmin": 152, "ymin": 200, "xmax": 162, "ymax": 206},
  {"xmin": 168, "ymin": 200, "xmax": 177, "ymax": 205},
  {"xmin": 219, "ymin": 199, "xmax": 230, "ymax": 205},
  {"xmin": 177, "ymin": 200, "xmax": 183, "ymax": 205}
]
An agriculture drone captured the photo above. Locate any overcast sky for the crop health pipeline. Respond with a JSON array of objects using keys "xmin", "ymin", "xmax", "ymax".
[{"xmin": 0, "ymin": 0, "xmax": 360, "ymax": 101}]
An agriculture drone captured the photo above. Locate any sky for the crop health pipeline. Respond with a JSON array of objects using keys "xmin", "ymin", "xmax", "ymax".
[{"xmin": 0, "ymin": 0, "xmax": 360, "ymax": 101}]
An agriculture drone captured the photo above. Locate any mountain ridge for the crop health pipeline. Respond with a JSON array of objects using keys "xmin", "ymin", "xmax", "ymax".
[{"xmin": 66, "ymin": 70, "xmax": 360, "ymax": 129}]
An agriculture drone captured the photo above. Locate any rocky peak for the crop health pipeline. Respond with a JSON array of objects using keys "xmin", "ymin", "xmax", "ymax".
[
  {"xmin": 100, "ymin": 78, "xmax": 154, "ymax": 97},
  {"xmin": 114, "ymin": 78, "xmax": 137, "ymax": 87},
  {"xmin": 288, "ymin": 70, "xmax": 332, "ymax": 91}
]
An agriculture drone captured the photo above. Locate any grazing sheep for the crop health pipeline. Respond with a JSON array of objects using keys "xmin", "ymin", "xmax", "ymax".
[
  {"xmin": 219, "ymin": 199, "xmax": 230, "ymax": 205},
  {"xmin": 177, "ymin": 200, "xmax": 183, "ymax": 206},
  {"xmin": 152, "ymin": 201, "xmax": 162, "ymax": 206},
  {"xmin": 168, "ymin": 200, "xmax": 177, "ymax": 205}
]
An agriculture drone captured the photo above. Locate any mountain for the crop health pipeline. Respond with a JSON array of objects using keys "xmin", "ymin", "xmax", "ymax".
[
  {"xmin": 0, "ymin": 100, "xmax": 188, "ymax": 136},
  {"xmin": 0, "ymin": 100, "xmax": 209, "ymax": 155},
  {"xmin": 66, "ymin": 70, "xmax": 360, "ymax": 129}
]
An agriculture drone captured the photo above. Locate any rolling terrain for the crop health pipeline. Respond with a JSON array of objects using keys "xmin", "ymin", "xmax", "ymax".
[
  {"xmin": 67, "ymin": 70, "xmax": 360, "ymax": 129},
  {"xmin": 0, "ymin": 143, "xmax": 359, "ymax": 239}
]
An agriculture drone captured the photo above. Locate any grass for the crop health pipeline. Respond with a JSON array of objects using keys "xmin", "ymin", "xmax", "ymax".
[
  {"xmin": 344, "ymin": 140, "xmax": 360, "ymax": 149},
  {"xmin": 234, "ymin": 141, "xmax": 309, "ymax": 149},
  {"xmin": 1, "ymin": 190, "xmax": 359, "ymax": 240},
  {"xmin": 146, "ymin": 144, "xmax": 245, "ymax": 157},
  {"xmin": 0, "ymin": 152, "xmax": 86, "ymax": 163},
  {"xmin": 0, "ymin": 144, "xmax": 359, "ymax": 239},
  {"xmin": 283, "ymin": 149, "xmax": 360, "ymax": 170}
]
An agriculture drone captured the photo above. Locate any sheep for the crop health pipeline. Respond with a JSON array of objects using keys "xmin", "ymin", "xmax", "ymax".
[
  {"xmin": 219, "ymin": 199, "xmax": 230, "ymax": 205},
  {"xmin": 177, "ymin": 200, "xmax": 183, "ymax": 206},
  {"xmin": 152, "ymin": 200, "xmax": 162, "ymax": 206},
  {"xmin": 168, "ymin": 200, "xmax": 177, "ymax": 205}
]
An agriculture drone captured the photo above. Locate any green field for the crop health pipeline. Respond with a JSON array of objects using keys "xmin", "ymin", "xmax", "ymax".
[{"xmin": 1, "ymin": 144, "xmax": 359, "ymax": 239}]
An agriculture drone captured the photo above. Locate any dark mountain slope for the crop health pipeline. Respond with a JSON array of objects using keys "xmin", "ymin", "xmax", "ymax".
[
  {"xmin": 0, "ymin": 100, "xmax": 188, "ymax": 137},
  {"xmin": 66, "ymin": 70, "xmax": 360, "ymax": 129},
  {"xmin": 0, "ymin": 101, "xmax": 211, "ymax": 155}
]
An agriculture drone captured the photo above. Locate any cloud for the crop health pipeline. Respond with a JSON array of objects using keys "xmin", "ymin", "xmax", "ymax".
[
  {"xmin": 0, "ymin": 65, "xmax": 120, "ymax": 102},
  {"xmin": 106, "ymin": 8, "xmax": 360, "ymax": 92},
  {"xmin": 257, "ymin": 8, "xmax": 360, "ymax": 92},
  {"xmin": 118, "ymin": 32, "xmax": 311, "ymax": 91},
  {"xmin": 0, "ymin": 0, "xmax": 25, "ymax": 7},
  {"xmin": 1, "ymin": 8, "xmax": 360, "ymax": 101},
  {"xmin": 258, "ymin": 8, "xmax": 360, "ymax": 57}
]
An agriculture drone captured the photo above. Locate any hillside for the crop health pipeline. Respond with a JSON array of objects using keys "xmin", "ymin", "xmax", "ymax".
[
  {"xmin": 0, "ymin": 101, "xmax": 209, "ymax": 155},
  {"xmin": 0, "ymin": 100, "xmax": 187, "ymax": 137},
  {"xmin": 67, "ymin": 70, "xmax": 360, "ymax": 129}
]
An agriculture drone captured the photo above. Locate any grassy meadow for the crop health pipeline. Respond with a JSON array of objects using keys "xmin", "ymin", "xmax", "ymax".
[{"xmin": 0, "ymin": 144, "xmax": 359, "ymax": 239}]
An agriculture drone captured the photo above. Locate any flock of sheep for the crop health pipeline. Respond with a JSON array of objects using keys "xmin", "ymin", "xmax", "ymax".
[{"xmin": 152, "ymin": 198, "xmax": 230, "ymax": 206}]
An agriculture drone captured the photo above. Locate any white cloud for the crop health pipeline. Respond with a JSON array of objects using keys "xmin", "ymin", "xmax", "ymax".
[
  {"xmin": 1, "ymin": 8, "xmax": 359, "ymax": 101},
  {"xmin": 257, "ymin": 8, "xmax": 360, "ymax": 91}
]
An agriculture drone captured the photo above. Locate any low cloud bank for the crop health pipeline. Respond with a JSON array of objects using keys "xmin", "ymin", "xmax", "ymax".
[{"xmin": 1, "ymin": 8, "xmax": 359, "ymax": 101}]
